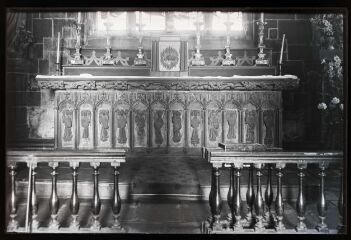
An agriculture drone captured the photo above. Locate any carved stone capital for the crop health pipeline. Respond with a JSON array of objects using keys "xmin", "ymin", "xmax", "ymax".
[
  {"xmin": 69, "ymin": 161, "xmax": 80, "ymax": 169},
  {"xmin": 90, "ymin": 161, "xmax": 100, "ymax": 169},
  {"xmin": 48, "ymin": 161, "xmax": 59, "ymax": 169},
  {"xmin": 275, "ymin": 162, "xmax": 286, "ymax": 169},
  {"xmin": 111, "ymin": 161, "xmax": 120, "ymax": 168}
]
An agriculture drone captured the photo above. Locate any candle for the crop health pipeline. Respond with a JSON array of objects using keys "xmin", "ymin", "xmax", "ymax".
[
  {"xmin": 261, "ymin": 12, "xmax": 264, "ymax": 22},
  {"xmin": 77, "ymin": 12, "xmax": 81, "ymax": 24},
  {"xmin": 279, "ymin": 34, "xmax": 285, "ymax": 64},
  {"xmin": 56, "ymin": 32, "xmax": 60, "ymax": 63}
]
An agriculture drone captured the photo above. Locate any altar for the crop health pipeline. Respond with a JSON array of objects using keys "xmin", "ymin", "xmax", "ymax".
[{"xmin": 36, "ymin": 75, "xmax": 299, "ymax": 151}]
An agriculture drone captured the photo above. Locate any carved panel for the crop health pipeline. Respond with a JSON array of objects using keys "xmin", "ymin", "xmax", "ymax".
[
  {"xmin": 224, "ymin": 110, "xmax": 239, "ymax": 144},
  {"xmin": 134, "ymin": 106, "xmax": 148, "ymax": 148},
  {"xmin": 243, "ymin": 106, "xmax": 258, "ymax": 144},
  {"xmin": 189, "ymin": 109, "xmax": 202, "ymax": 147},
  {"xmin": 151, "ymin": 102, "xmax": 166, "ymax": 148},
  {"xmin": 78, "ymin": 105, "xmax": 94, "ymax": 149},
  {"xmin": 207, "ymin": 109, "xmax": 222, "ymax": 147},
  {"xmin": 96, "ymin": 102, "xmax": 112, "ymax": 148},
  {"xmin": 115, "ymin": 108, "xmax": 129, "ymax": 148},
  {"xmin": 59, "ymin": 106, "xmax": 75, "ymax": 149},
  {"xmin": 263, "ymin": 110, "xmax": 275, "ymax": 146}
]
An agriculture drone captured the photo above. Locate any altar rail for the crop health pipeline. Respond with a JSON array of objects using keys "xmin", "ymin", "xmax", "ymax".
[
  {"xmin": 6, "ymin": 149, "xmax": 126, "ymax": 233},
  {"xmin": 202, "ymin": 148, "xmax": 344, "ymax": 234}
]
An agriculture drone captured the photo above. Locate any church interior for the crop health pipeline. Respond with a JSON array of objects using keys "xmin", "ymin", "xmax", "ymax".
[{"xmin": 4, "ymin": 10, "xmax": 346, "ymax": 234}]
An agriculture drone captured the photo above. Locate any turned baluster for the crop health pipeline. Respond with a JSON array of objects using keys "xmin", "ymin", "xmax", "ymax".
[
  {"xmin": 264, "ymin": 163, "xmax": 274, "ymax": 225},
  {"xmin": 7, "ymin": 162, "xmax": 19, "ymax": 231},
  {"xmin": 207, "ymin": 167, "xmax": 215, "ymax": 223},
  {"xmin": 274, "ymin": 163, "xmax": 286, "ymax": 231},
  {"xmin": 48, "ymin": 162, "xmax": 59, "ymax": 229},
  {"xmin": 227, "ymin": 164, "xmax": 235, "ymax": 223},
  {"xmin": 233, "ymin": 163, "xmax": 243, "ymax": 231},
  {"xmin": 111, "ymin": 162, "xmax": 122, "ymax": 229},
  {"xmin": 316, "ymin": 162, "xmax": 329, "ymax": 232},
  {"xmin": 210, "ymin": 164, "xmax": 223, "ymax": 230},
  {"xmin": 254, "ymin": 163, "xmax": 265, "ymax": 231},
  {"xmin": 90, "ymin": 162, "xmax": 101, "ymax": 230},
  {"xmin": 69, "ymin": 162, "xmax": 80, "ymax": 229},
  {"xmin": 30, "ymin": 161, "xmax": 39, "ymax": 230},
  {"xmin": 337, "ymin": 167, "xmax": 344, "ymax": 233},
  {"xmin": 245, "ymin": 164, "xmax": 255, "ymax": 223},
  {"xmin": 295, "ymin": 163, "xmax": 307, "ymax": 232}
]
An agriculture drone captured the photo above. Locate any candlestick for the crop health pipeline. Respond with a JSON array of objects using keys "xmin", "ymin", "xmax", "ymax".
[
  {"xmin": 56, "ymin": 32, "xmax": 60, "ymax": 63},
  {"xmin": 77, "ymin": 12, "xmax": 81, "ymax": 24},
  {"xmin": 279, "ymin": 34, "xmax": 285, "ymax": 65},
  {"xmin": 261, "ymin": 12, "xmax": 264, "ymax": 23}
]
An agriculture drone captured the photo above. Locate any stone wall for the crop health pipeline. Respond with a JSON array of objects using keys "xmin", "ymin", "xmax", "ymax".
[{"xmin": 6, "ymin": 11, "xmax": 323, "ymax": 149}]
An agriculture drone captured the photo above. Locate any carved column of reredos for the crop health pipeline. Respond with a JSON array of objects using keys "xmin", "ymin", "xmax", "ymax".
[{"xmin": 55, "ymin": 90, "xmax": 282, "ymax": 150}]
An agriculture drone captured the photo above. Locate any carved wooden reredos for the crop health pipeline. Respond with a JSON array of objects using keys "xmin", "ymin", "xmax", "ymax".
[{"xmin": 54, "ymin": 90, "xmax": 283, "ymax": 150}]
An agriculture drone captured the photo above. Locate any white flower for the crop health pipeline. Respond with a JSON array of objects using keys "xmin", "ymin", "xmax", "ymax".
[
  {"xmin": 340, "ymin": 104, "xmax": 343, "ymax": 111},
  {"xmin": 317, "ymin": 102, "xmax": 328, "ymax": 110},
  {"xmin": 321, "ymin": 58, "xmax": 326, "ymax": 64},
  {"xmin": 331, "ymin": 97, "xmax": 340, "ymax": 104}
]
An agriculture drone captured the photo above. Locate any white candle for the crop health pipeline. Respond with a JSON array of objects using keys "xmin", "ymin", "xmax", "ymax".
[
  {"xmin": 56, "ymin": 32, "xmax": 60, "ymax": 63},
  {"xmin": 279, "ymin": 34, "xmax": 285, "ymax": 64},
  {"xmin": 77, "ymin": 12, "xmax": 81, "ymax": 24},
  {"xmin": 261, "ymin": 12, "xmax": 264, "ymax": 22}
]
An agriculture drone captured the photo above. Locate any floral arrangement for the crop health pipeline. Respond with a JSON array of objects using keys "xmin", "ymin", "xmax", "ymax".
[{"xmin": 310, "ymin": 14, "xmax": 344, "ymax": 148}]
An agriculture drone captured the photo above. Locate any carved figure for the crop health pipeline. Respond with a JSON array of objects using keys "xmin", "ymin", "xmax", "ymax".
[
  {"xmin": 154, "ymin": 110, "xmax": 164, "ymax": 145},
  {"xmin": 190, "ymin": 110, "xmax": 201, "ymax": 145},
  {"xmin": 226, "ymin": 111, "xmax": 237, "ymax": 139},
  {"xmin": 245, "ymin": 110, "xmax": 257, "ymax": 143},
  {"xmin": 208, "ymin": 110, "xmax": 220, "ymax": 142},
  {"xmin": 99, "ymin": 110, "xmax": 110, "ymax": 142},
  {"xmin": 116, "ymin": 110, "xmax": 128, "ymax": 144},
  {"xmin": 172, "ymin": 111, "xmax": 182, "ymax": 143},
  {"xmin": 62, "ymin": 109, "xmax": 73, "ymax": 142},
  {"xmin": 135, "ymin": 110, "xmax": 146, "ymax": 140},
  {"xmin": 81, "ymin": 110, "xmax": 91, "ymax": 139},
  {"xmin": 263, "ymin": 110, "xmax": 274, "ymax": 145}
]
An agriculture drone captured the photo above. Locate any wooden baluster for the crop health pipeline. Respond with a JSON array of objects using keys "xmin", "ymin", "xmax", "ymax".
[
  {"xmin": 7, "ymin": 162, "xmax": 19, "ymax": 231},
  {"xmin": 233, "ymin": 163, "xmax": 243, "ymax": 231},
  {"xmin": 227, "ymin": 164, "xmax": 234, "ymax": 224},
  {"xmin": 264, "ymin": 163, "xmax": 273, "ymax": 225},
  {"xmin": 245, "ymin": 164, "xmax": 255, "ymax": 224},
  {"xmin": 48, "ymin": 162, "xmax": 59, "ymax": 230},
  {"xmin": 316, "ymin": 162, "xmax": 329, "ymax": 232},
  {"xmin": 30, "ymin": 161, "xmax": 39, "ymax": 230},
  {"xmin": 90, "ymin": 162, "xmax": 101, "ymax": 230},
  {"xmin": 274, "ymin": 163, "xmax": 286, "ymax": 231},
  {"xmin": 210, "ymin": 164, "xmax": 223, "ymax": 231},
  {"xmin": 254, "ymin": 163, "xmax": 265, "ymax": 231},
  {"xmin": 337, "ymin": 167, "xmax": 344, "ymax": 233},
  {"xmin": 69, "ymin": 162, "xmax": 80, "ymax": 230},
  {"xmin": 111, "ymin": 162, "xmax": 122, "ymax": 230},
  {"xmin": 295, "ymin": 163, "xmax": 307, "ymax": 232},
  {"xmin": 207, "ymin": 167, "xmax": 215, "ymax": 223}
]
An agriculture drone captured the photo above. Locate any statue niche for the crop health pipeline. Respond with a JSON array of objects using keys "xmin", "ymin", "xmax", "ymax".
[
  {"xmin": 226, "ymin": 111, "xmax": 237, "ymax": 139},
  {"xmin": 190, "ymin": 110, "xmax": 201, "ymax": 146},
  {"xmin": 154, "ymin": 110, "xmax": 164, "ymax": 145},
  {"xmin": 135, "ymin": 110, "xmax": 146, "ymax": 141},
  {"xmin": 245, "ymin": 110, "xmax": 257, "ymax": 143},
  {"xmin": 172, "ymin": 110, "xmax": 182, "ymax": 143},
  {"xmin": 62, "ymin": 109, "xmax": 73, "ymax": 142},
  {"xmin": 99, "ymin": 110, "xmax": 110, "ymax": 142},
  {"xmin": 116, "ymin": 110, "xmax": 128, "ymax": 144},
  {"xmin": 263, "ymin": 110, "xmax": 274, "ymax": 145},
  {"xmin": 81, "ymin": 110, "xmax": 91, "ymax": 139},
  {"xmin": 208, "ymin": 110, "xmax": 220, "ymax": 142}
]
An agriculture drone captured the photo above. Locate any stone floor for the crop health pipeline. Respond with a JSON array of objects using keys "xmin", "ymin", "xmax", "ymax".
[{"xmin": 8, "ymin": 151, "xmax": 343, "ymax": 234}]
